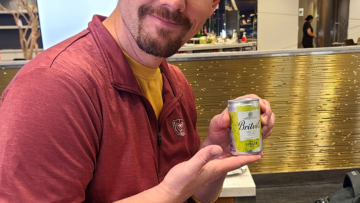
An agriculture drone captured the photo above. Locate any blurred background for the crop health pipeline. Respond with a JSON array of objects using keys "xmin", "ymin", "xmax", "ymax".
[{"xmin": 1, "ymin": 0, "xmax": 360, "ymax": 202}]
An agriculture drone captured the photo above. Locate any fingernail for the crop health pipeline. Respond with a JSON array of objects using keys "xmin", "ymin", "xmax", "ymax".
[{"xmin": 210, "ymin": 147, "xmax": 222, "ymax": 156}]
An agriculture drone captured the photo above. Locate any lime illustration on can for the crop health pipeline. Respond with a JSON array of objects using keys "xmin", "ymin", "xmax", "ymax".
[{"xmin": 228, "ymin": 98, "xmax": 262, "ymax": 155}]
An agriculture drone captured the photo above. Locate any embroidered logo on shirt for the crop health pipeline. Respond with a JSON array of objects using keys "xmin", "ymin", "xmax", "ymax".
[{"xmin": 172, "ymin": 119, "xmax": 186, "ymax": 137}]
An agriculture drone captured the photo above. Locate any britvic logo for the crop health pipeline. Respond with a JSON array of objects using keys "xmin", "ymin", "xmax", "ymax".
[{"xmin": 172, "ymin": 119, "xmax": 185, "ymax": 137}]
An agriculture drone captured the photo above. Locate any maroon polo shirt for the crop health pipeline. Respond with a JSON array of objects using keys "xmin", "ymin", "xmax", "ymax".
[{"xmin": 0, "ymin": 15, "xmax": 200, "ymax": 202}]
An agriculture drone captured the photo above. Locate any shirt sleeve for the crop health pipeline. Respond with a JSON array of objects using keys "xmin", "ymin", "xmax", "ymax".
[
  {"xmin": 0, "ymin": 68, "xmax": 101, "ymax": 202},
  {"xmin": 306, "ymin": 22, "xmax": 311, "ymax": 30}
]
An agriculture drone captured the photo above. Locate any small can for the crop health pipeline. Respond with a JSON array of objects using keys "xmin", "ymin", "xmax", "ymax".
[{"xmin": 228, "ymin": 98, "xmax": 262, "ymax": 155}]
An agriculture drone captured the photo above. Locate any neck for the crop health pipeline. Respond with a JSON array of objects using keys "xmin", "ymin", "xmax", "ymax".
[{"xmin": 103, "ymin": 6, "xmax": 164, "ymax": 69}]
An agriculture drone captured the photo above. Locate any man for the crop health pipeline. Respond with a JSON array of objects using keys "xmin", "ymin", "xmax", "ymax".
[{"xmin": 0, "ymin": 0, "xmax": 275, "ymax": 202}]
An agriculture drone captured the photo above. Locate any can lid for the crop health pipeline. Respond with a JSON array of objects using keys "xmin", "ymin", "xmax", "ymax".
[{"xmin": 228, "ymin": 98, "xmax": 260, "ymax": 103}]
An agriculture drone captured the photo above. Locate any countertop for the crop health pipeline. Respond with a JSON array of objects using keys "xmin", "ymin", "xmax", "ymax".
[
  {"xmin": 220, "ymin": 166, "xmax": 256, "ymax": 197},
  {"xmin": 2, "ymin": 46, "xmax": 360, "ymax": 67}
]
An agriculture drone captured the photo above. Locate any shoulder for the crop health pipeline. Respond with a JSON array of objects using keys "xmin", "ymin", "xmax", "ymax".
[
  {"xmin": 8, "ymin": 29, "xmax": 111, "ymax": 96},
  {"xmin": 2, "ymin": 67, "xmax": 88, "ymax": 106},
  {"xmin": 1, "ymin": 30, "xmax": 110, "ymax": 115},
  {"xmin": 166, "ymin": 62, "xmax": 192, "ymax": 91},
  {"xmin": 26, "ymin": 29, "xmax": 92, "ymax": 68},
  {"xmin": 167, "ymin": 63, "xmax": 186, "ymax": 79},
  {"xmin": 1, "ymin": 65, "xmax": 103, "ymax": 137},
  {"xmin": 47, "ymin": 29, "xmax": 109, "ymax": 84}
]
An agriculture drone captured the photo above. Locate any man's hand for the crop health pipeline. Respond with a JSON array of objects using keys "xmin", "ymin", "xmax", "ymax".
[
  {"xmin": 116, "ymin": 95, "xmax": 272, "ymax": 203},
  {"xmin": 115, "ymin": 145, "xmax": 261, "ymax": 203},
  {"xmin": 117, "ymin": 95, "xmax": 274, "ymax": 203},
  {"xmin": 158, "ymin": 145, "xmax": 262, "ymax": 203},
  {"xmin": 204, "ymin": 94, "xmax": 275, "ymax": 152},
  {"xmin": 189, "ymin": 94, "xmax": 275, "ymax": 202}
]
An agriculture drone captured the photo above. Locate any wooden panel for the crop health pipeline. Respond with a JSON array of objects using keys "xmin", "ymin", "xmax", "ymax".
[
  {"xmin": 2, "ymin": 52, "xmax": 360, "ymax": 175},
  {"xmin": 169, "ymin": 53, "xmax": 360, "ymax": 174}
]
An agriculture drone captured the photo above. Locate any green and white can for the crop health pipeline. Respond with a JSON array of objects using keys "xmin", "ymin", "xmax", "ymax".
[{"xmin": 228, "ymin": 98, "xmax": 262, "ymax": 155}]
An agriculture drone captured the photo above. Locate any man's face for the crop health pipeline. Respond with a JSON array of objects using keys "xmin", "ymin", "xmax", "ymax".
[{"xmin": 118, "ymin": 0, "xmax": 215, "ymax": 58}]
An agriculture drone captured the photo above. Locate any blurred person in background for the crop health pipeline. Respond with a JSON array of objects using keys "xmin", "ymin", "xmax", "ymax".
[{"xmin": 302, "ymin": 15, "xmax": 316, "ymax": 48}]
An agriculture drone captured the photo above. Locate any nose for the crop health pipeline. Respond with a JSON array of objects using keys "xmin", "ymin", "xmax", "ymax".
[{"xmin": 159, "ymin": 0, "xmax": 186, "ymax": 13}]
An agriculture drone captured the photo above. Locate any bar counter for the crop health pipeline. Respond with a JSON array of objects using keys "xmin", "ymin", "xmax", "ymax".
[
  {"xmin": 167, "ymin": 46, "xmax": 360, "ymax": 174},
  {"xmin": 1, "ymin": 46, "xmax": 360, "ymax": 175},
  {"xmin": 178, "ymin": 42, "xmax": 256, "ymax": 53}
]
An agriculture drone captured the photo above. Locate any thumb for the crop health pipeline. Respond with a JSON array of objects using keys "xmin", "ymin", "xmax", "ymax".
[
  {"xmin": 209, "ymin": 109, "xmax": 230, "ymax": 133},
  {"xmin": 186, "ymin": 145, "xmax": 223, "ymax": 173}
]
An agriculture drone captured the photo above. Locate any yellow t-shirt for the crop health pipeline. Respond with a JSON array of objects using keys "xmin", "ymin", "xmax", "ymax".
[{"xmin": 122, "ymin": 51, "xmax": 163, "ymax": 119}]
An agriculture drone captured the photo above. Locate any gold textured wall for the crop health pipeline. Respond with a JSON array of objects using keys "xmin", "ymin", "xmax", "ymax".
[
  {"xmin": 1, "ymin": 52, "xmax": 360, "ymax": 174},
  {"xmin": 0, "ymin": 68, "xmax": 19, "ymax": 99},
  {"xmin": 169, "ymin": 53, "xmax": 360, "ymax": 174}
]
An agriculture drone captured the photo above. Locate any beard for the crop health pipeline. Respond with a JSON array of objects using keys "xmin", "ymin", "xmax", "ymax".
[{"xmin": 135, "ymin": 5, "xmax": 193, "ymax": 58}]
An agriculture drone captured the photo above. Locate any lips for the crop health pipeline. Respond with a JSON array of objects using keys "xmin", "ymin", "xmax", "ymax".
[
  {"xmin": 149, "ymin": 14, "xmax": 181, "ymax": 26},
  {"xmin": 138, "ymin": 5, "xmax": 192, "ymax": 31}
]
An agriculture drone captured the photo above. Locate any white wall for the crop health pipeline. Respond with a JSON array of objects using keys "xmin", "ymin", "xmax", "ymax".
[
  {"xmin": 257, "ymin": 0, "xmax": 299, "ymax": 50},
  {"xmin": 348, "ymin": 0, "xmax": 360, "ymax": 42},
  {"xmin": 37, "ymin": 0, "xmax": 118, "ymax": 49}
]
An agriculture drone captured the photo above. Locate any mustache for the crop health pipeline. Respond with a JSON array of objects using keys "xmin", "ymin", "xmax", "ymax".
[{"xmin": 138, "ymin": 5, "xmax": 192, "ymax": 30}]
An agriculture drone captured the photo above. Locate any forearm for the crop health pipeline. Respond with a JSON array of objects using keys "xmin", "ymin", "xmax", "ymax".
[
  {"xmin": 192, "ymin": 174, "xmax": 226, "ymax": 203},
  {"xmin": 113, "ymin": 184, "xmax": 183, "ymax": 203},
  {"xmin": 307, "ymin": 31, "xmax": 316, "ymax": 38}
]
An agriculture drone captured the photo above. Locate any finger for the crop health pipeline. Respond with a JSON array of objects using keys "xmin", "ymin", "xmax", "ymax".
[
  {"xmin": 209, "ymin": 108, "xmax": 230, "ymax": 133},
  {"xmin": 267, "ymin": 112, "xmax": 275, "ymax": 130},
  {"xmin": 259, "ymin": 98, "xmax": 267, "ymax": 114},
  {"xmin": 261, "ymin": 99, "xmax": 272, "ymax": 125},
  {"xmin": 217, "ymin": 154, "xmax": 232, "ymax": 160},
  {"xmin": 263, "ymin": 100, "xmax": 272, "ymax": 117},
  {"xmin": 262, "ymin": 112, "xmax": 275, "ymax": 135},
  {"xmin": 262, "ymin": 125, "xmax": 268, "ymax": 136},
  {"xmin": 212, "ymin": 154, "xmax": 262, "ymax": 173},
  {"xmin": 263, "ymin": 128, "xmax": 273, "ymax": 139},
  {"xmin": 187, "ymin": 145, "xmax": 223, "ymax": 173},
  {"xmin": 261, "ymin": 114, "xmax": 268, "ymax": 126}
]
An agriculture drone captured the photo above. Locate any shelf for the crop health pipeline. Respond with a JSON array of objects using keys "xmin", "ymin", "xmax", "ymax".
[
  {"xmin": 0, "ymin": 25, "xmax": 40, "ymax": 29},
  {"xmin": 0, "ymin": 10, "xmax": 37, "ymax": 14},
  {"xmin": 178, "ymin": 42, "xmax": 256, "ymax": 53}
]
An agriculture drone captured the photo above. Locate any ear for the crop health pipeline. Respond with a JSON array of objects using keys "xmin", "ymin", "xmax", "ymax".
[{"xmin": 208, "ymin": 0, "xmax": 221, "ymax": 18}]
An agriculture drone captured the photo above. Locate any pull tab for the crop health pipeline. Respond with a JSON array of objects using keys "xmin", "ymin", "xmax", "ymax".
[{"xmin": 157, "ymin": 133, "xmax": 162, "ymax": 146}]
